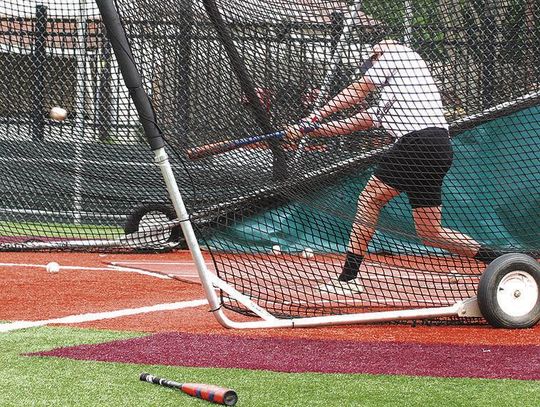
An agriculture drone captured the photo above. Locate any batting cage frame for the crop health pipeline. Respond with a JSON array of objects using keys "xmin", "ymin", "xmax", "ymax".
[
  {"xmin": 92, "ymin": 0, "xmax": 500, "ymax": 329},
  {"xmin": 2, "ymin": 0, "xmax": 536, "ymax": 329}
]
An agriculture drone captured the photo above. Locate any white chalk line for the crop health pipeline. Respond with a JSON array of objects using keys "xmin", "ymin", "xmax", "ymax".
[
  {"xmin": 0, "ymin": 262, "xmax": 172, "ymax": 280},
  {"xmin": 110, "ymin": 260, "xmax": 214, "ymax": 270},
  {"xmin": 107, "ymin": 265, "xmax": 172, "ymax": 279},
  {"xmin": 0, "ymin": 299, "xmax": 208, "ymax": 333},
  {"xmin": 110, "ymin": 261, "xmax": 198, "ymax": 265},
  {"xmin": 109, "ymin": 261, "xmax": 210, "ymax": 280}
]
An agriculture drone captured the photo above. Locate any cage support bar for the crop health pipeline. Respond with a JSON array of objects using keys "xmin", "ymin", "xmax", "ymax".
[
  {"xmin": 96, "ymin": 0, "xmax": 224, "ymax": 314},
  {"xmin": 95, "ymin": 0, "xmax": 164, "ymax": 150},
  {"xmin": 202, "ymin": 0, "xmax": 287, "ymax": 180},
  {"xmin": 212, "ymin": 298, "xmax": 480, "ymax": 329},
  {"xmin": 72, "ymin": 0, "xmax": 89, "ymax": 224},
  {"xmin": 153, "ymin": 148, "xmax": 274, "ymax": 320}
]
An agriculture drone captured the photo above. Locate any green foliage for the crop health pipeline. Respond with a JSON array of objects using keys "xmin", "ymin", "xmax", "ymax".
[
  {"xmin": 363, "ymin": 0, "xmax": 404, "ymax": 39},
  {"xmin": 409, "ymin": 0, "xmax": 448, "ymax": 61},
  {"xmin": 363, "ymin": 0, "xmax": 447, "ymax": 61}
]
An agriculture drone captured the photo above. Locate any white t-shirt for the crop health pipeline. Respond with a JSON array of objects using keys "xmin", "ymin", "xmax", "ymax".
[{"xmin": 364, "ymin": 44, "xmax": 448, "ymax": 138}]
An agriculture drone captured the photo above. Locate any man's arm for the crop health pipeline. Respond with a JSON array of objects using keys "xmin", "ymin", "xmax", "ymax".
[
  {"xmin": 312, "ymin": 77, "xmax": 377, "ymax": 121},
  {"xmin": 284, "ymin": 77, "xmax": 377, "ymax": 145},
  {"xmin": 307, "ymin": 110, "xmax": 374, "ymax": 138}
]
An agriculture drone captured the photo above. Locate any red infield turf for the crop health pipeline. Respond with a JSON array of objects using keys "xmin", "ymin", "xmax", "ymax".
[
  {"xmin": 112, "ymin": 251, "xmax": 482, "ymax": 313},
  {"xmin": 31, "ymin": 332, "xmax": 540, "ymax": 380},
  {"xmin": 3, "ymin": 250, "xmax": 540, "ymax": 377}
]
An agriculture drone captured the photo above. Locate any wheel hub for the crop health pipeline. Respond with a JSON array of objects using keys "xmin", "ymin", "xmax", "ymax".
[{"xmin": 497, "ymin": 271, "xmax": 539, "ymax": 317}]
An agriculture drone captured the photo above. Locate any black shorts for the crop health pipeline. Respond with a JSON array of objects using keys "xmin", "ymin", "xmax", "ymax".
[{"xmin": 374, "ymin": 127, "xmax": 453, "ymax": 208}]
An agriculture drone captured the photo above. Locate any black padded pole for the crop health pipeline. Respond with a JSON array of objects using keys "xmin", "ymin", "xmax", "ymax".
[
  {"xmin": 95, "ymin": 0, "xmax": 164, "ymax": 150},
  {"xmin": 202, "ymin": 0, "xmax": 287, "ymax": 180}
]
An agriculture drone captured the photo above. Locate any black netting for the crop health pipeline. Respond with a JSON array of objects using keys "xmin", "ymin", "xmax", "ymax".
[{"xmin": 1, "ymin": 0, "xmax": 539, "ymax": 319}]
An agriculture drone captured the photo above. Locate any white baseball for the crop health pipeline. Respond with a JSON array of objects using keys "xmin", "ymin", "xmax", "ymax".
[
  {"xmin": 46, "ymin": 261, "xmax": 60, "ymax": 273},
  {"xmin": 272, "ymin": 245, "xmax": 281, "ymax": 255},
  {"xmin": 301, "ymin": 247, "xmax": 314, "ymax": 259},
  {"xmin": 50, "ymin": 106, "xmax": 68, "ymax": 121},
  {"xmin": 448, "ymin": 270, "xmax": 460, "ymax": 284}
]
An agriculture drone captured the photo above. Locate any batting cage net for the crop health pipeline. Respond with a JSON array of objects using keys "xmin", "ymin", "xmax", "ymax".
[{"xmin": 2, "ymin": 0, "xmax": 540, "ymax": 319}]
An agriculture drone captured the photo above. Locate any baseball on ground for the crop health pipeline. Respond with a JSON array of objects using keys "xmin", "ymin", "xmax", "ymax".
[
  {"xmin": 301, "ymin": 247, "xmax": 314, "ymax": 259},
  {"xmin": 46, "ymin": 261, "xmax": 60, "ymax": 273},
  {"xmin": 272, "ymin": 244, "xmax": 281, "ymax": 255}
]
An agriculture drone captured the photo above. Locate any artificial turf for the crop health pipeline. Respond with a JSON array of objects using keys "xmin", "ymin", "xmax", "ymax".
[
  {"xmin": 0, "ymin": 221, "xmax": 123, "ymax": 238},
  {"xmin": 0, "ymin": 326, "xmax": 538, "ymax": 406}
]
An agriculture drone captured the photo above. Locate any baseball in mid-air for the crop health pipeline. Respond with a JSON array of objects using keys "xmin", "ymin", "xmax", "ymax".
[
  {"xmin": 49, "ymin": 106, "xmax": 68, "ymax": 121},
  {"xmin": 46, "ymin": 261, "xmax": 60, "ymax": 273}
]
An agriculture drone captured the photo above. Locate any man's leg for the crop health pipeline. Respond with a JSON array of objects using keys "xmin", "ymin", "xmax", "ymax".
[
  {"xmin": 339, "ymin": 176, "xmax": 400, "ymax": 281},
  {"xmin": 413, "ymin": 206, "xmax": 506, "ymax": 263}
]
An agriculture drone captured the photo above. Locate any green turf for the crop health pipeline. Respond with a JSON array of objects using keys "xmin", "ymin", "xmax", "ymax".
[
  {"xmin": 0, "ymin": 221, "xmax": 123, "ymax": 238},
  {"xmin": 0, "ymin": 327, "xmax": 538, "ymax": 407}
]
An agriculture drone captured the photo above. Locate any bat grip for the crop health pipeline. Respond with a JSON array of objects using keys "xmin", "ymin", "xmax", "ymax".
[
  {"xmin": 140, "ymin": 373, "xmax": 182, "ymax": 389},
  {"xmin": 298, "ymin": 121, "xmax": 320, "ymax": 135}
]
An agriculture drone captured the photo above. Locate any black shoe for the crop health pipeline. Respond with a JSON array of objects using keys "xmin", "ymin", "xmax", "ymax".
[
  {"xmin": 339, "ymin": 251, "xmax": 364, "ymax": 281},
  {"xmin": 338, "ymin": 268, "xmax": 358, "ymax": 282}
]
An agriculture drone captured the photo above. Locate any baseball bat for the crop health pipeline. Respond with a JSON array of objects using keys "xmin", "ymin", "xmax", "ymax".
[
  {"xmin": 140, "ymin": 373, "xmax": 238, "ymax": 406},
  {"xmin": 186, "ymin": 129, "xmax": 285, "ymax": 159},
  {"xmin": 186, "ymin": 124, "xmax": 318, "ymax": 160}
]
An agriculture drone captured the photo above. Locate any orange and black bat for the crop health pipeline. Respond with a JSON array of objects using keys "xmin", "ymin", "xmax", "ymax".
[{"xmin": 140, "ymin": 373, "xmax": 238, "ymax": 406}]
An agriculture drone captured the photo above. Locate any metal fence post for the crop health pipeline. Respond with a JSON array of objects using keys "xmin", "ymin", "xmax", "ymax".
[{"xmin": 31, "ymin": 4, "xmax": 47, "ymax": 141}]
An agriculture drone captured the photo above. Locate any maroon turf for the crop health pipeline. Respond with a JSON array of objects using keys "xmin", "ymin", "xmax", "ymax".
[{"xmin": 29, "ymin": 332, "xmax": 540, "ymax": 380}]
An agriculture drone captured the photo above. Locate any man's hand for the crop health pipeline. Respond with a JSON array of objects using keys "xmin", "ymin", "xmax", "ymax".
[
  {"xmin": 283, "ymin": 114, "xmax": 321, "ymax": 149},
  {"xmin": 283, "ymin": 123, "xmax": 305, "ymax": 149},
  {"xmin": 305, "ymin": 113, "xmax": 321, "ymax": 124}
]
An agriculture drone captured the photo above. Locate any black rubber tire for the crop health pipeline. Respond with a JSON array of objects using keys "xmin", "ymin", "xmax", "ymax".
[
  {"xmin": 477, "ymin": 253, "xmax": 540, "ymax": 328},
  {"xmin": 124, "ymin": 203, "xmax": 184, "ymax": 251}
]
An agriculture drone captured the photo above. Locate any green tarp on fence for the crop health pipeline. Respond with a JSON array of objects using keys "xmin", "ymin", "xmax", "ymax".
[{"xmin": 206, "ymin": 106, "xmax": 540, "ymax": 255}]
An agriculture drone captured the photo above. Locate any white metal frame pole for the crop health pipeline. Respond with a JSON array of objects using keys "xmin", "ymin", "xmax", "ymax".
[
  {"xmin": 95, "ymin": 0, "xmax": 277, "ymax": 325},
  {"xmin": 212, "ymin": 297, "xmax": 481, "ymax": 329},
  {"xmin": 153, "ymin": 148, "xmax": 278, "ymax": 323}
]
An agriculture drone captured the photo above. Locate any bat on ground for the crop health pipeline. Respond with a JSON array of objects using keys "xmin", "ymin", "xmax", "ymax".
[
  {"xmin": 186, "ymin": 124, "xmax": 318, "ymax": 160},
  {"xmin": 140, "ymin": 372, "xmax": 238, "ymax": 406}
]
